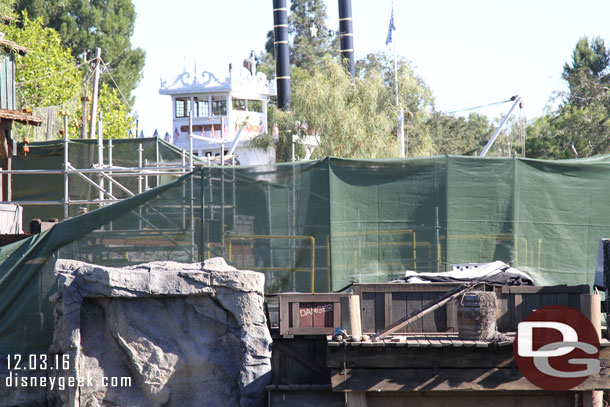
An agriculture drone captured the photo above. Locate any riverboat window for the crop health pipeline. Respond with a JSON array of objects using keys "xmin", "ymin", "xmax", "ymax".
[
  {"xmin": 196, "ymin": 100, "xmax": 209, "ymax": 117},
  {"xmin": 175, "ymin": 98, "xmax": 192, "ymax": 118},
  {"xmin": 232, "ymin": 98, "xmax": 247, "ymax": 111},
  {"xmin": 212, "ymin": 100, "xmax": 227, "ymax": 115}
]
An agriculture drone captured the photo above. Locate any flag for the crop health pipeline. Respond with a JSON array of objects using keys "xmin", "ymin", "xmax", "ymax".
[
  {"xmin": 138, "ymin": 130, "xmax": 144, "ymax": 138},
  {"xmin": 211, "ymin": 124, "xmax": 216, "ymax": 138},
  {"xmin": 386, "ymin": 6, "xmax": 396, "ymax": 45},
  {"xmin": 164, "ymin": 132, "xmax": 171, "ymax": 141},
  {"xmin": 174, "ymin": 127, "xmax": 180, "ymax": 140},
  {"xmin": 152, "ymin": 129, "xmax": 159, "ymax": 138}
]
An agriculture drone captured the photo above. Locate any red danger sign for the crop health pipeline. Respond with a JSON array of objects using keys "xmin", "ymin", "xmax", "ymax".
[{"xmin": 514, "ymin": 305, "xmax": 600, "ymax": 391}]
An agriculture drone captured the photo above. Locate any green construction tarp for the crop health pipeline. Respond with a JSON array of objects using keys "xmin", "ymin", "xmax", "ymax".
[{"xmin": 2, "ymin": 155, "xmax": 610, "ymax": 354}]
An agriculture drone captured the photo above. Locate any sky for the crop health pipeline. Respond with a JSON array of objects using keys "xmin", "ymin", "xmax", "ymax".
[{"xmin": 131, "ymin": 0, "xmax": 610, "ymax": 137}]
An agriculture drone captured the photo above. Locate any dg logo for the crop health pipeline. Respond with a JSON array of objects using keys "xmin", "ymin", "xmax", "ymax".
[{"xmin": 514, "ymin": 305, "xmax": 600, "ymax": 391}]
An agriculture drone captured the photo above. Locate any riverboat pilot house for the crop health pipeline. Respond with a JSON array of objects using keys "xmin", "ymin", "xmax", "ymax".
[{"xmin": 159, "ymin": 60, "xmax": 276, "ymax": 165}]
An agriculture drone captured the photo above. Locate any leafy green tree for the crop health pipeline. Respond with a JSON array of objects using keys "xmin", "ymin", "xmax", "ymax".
[
  {"xmin": 16, "ymin": 0, "xmax": 145, "ymax": 101},
  {"xmin": 4, "ymin": 12, "xmax": 81, "ymax": 109},
  {"xmin": 289, "ymin": 0, "xmax": 337, "ymax": 70},
  {"xmin": 253, "ymin": 58, "xmax": 435, "ymax": 160},
  {"xmin": 425, "ymin": 112, "xmax": 492, "ymax": 156},
  {"xmin": 70, "ymin": 83, "xmax": 133, "ymax": 139},
  {"xmin": 5, "ymin": 12, "xmax": 133, "ymax": 140},
  {"xmin": 0, "ymin": 0, "xmax": 14, "ymax": 18},
  {"xmin": 526, "ymin": 36, "xmax": 610, "ymax": 159},
  {"xmin": 563, "ymin": 37, "xmax": 610, "ymax": 107}
]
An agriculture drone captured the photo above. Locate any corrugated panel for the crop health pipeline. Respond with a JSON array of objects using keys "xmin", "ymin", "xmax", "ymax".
[
  {"xmin": 7, "ymin": 53, "xmax": 14, "ymax": 110},
  {"xmin": 0, "ymin": 53, "xmax": 15, "ymax": 110},
  {"xmin": 0, "ymin": 55, "xmax": 6, "ymax": 110}
]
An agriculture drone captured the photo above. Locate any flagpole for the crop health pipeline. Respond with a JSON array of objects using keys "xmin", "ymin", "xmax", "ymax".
[{"xmin": 391, "ymin": 0, "xmax": 405, "ymax": 157}]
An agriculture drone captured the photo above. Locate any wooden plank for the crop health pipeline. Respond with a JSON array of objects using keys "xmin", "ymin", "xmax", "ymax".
[
  {"xmin": 446, "ymin": 298, "xmax": 457, "ymax": 332},
  {"xmin": 331, "ymin": 368, "xmax": 610, "ymax": 392},
  {"xmin": 428, "ymin": 335, "xmax": 442, "ymax": 347},
  {"xmin": 279, "ymin": 299, "xmax": 290, "ymax": 336},
  {"xmin": 450, "ymin": 337, "xmax": 464, "ymax": 348},
  {"xmin": 513, "ymin": 293, "xmax": 523, "ymax": 329},
  {"xmin": 354, "ymin": 283, "xmax": 462, "ymax": 293},
  {"xmin": 311, "ymin": 302, "xmax": 333, "ymax": 327},
  {"xmin": 361, "ymin": 292, "xmax": 376, "ymax": 333},
  {"xmin": 279, "ymin": 293, "xmax": 345, "ymax": 303},
  {"xmin": 415, "ymin": 335, "xmax": 430, "ymax": 347},
  {"xmin": 299, "ymin": 302, "xmax": 313, "ymax": 328},
  {"xmin": 497, "ymin": 290, "xmax": 510, "ymax": 332},
  {"xmin": 405, "ymin": 292, "xmax": 423, "ymax": 332},
  {"xmin": 500, "ymin": 285, "xmax": 589, "ymax": 294},
  {"xmin": 569, "ymin": 292, "xmax": 581, "ymax": 310},
  {"xmin": 462, "ymin": 340, "xmax": 476, "ymax": 347},
  {"xmin": 523, "ymin": 293, "xmax": 541, "ymax": 317},
  {"xmin": 557, "ymin": 292, "xmax": 569, "ymax": 307},
  {"xmin": 366, "ymin": 391, "xmax": 576, "ymax": 407},
  {"xmin": 268, "ymin": 388, "xmax": 344, "ymax": 406},
  {"xmin": 346, "ymin": 392, "xmax": 368, "ymax": 407},
  {"xmin": 421, "ymin": 291, "xmax": 443, "ymax": 332},
  {"xmin": 391, "ymin": 292, "xmax": 408, "ymax": 334},
  {"xmin": 438, "ymin": 335, "xmax": 453, "ymax": 347},
  {"xmin": 540, "ymin": 293, "xmax": 558, "ymax": 308},
  {"xmin": 292, "ymin": 302, "xmax": 301, "ymax": 329},
  {"xmin": 384, "ymin": 292, "xmax": 392, "ymax": 331},
  {"xmin": 333, "ymin": 302, "xmax": 342, "ymax": 328},
  {"xmin": 374, "ymin": 292, "xmax": 385, "ymax": 332},
  {"xmin": 405, "ymin": 337, "xmax": 419, "ymax": 347}
]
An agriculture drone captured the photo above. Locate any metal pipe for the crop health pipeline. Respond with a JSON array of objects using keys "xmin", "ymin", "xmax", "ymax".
[
  {"xmin": 63, "ymin": 112, "xmax": 69, "ymax": 218},
  {"xmin": 272, "ymin": 0, "xmax": 291, "ymax": 109},
  {"xmin": 155, "ymin": 137, "xmax": 160, "ymax": 187},
  {"xmin": 108, "ymin": 139, "xmax": 113, "ymax": 198},
  {"xmin": 98, "ymin": 111, "xmax": 104, "ymax": 205},
  {"xmin": 89, "ymin": 47, "xmax": 102, "ymax": 140},
  {"xmin": 188, "ymin": 107, "xmax": 194, "ymax": 171},
  {"xmin": 81, "ymin": 51, "xmax": 88, "ymax": 139},
  {"xmin": 435, "ymin": 206, "xmax": 441, "ymax": 273},
  {"xmin": 338, "ymin": 0, "xmax": 355, "ymax": 77},
  {"xmin": 480, "ymin": 96, "xmax": 521, "ymax": 157},
  {"xmin": 138, "ymin": 143, "xmax": 143, "ymax": 194}
]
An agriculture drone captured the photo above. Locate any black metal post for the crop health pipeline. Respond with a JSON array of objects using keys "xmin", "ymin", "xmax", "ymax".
[
  {"xmin": 273, "ymin": 0, "xmax": 291, "ymax": 109},
  {"xmin": 338, "ymin": 0, "xmax": 355, "ymax": 77}
]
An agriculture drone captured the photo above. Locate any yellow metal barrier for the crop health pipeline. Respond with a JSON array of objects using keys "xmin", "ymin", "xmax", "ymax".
[{"xmin": 228, "ymin": 234, "xmax": 316, "ymax": 292}]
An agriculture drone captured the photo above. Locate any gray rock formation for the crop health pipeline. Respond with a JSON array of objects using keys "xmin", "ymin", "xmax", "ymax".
[{"xmin": 50, "ymin": 258, "xmax": 272, "ymax": 407}]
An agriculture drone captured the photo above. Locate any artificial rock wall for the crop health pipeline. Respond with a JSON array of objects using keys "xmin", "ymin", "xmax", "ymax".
[{"xmin": 50, "ymin": 258, "xmax": 272, "ymax": 407}]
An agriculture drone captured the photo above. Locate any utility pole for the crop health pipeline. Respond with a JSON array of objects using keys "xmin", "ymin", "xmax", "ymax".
[
  {"xmin": 89, "ymin": 48, "xmax": 102, "ymax": 140},
  {"xmin": 81, "ymin": 51, "xmax": 89, "ymax": 139}
]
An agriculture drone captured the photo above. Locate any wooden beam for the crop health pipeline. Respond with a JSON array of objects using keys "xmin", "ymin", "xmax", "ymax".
[
  {"xmin": 331, "ymin": 368, "xmax": 610, "ymax": 392},
  {"xmin": 581, "ymin": 293, "xmax": 603, "ymax": 407},
  {"xmin": 346, "ymin": 391, "xmax": 368, "ymax": 407},
  {"xmin": 273, "ymin": 341, "xmax": 328, "ymax": 377},
  {"xmin": 327, "ymin": 345, "xmax": 517, "ymax": 369},
  {"xmin": 341, "ymin": 294, "xmax": 362, "ymax": 340}
]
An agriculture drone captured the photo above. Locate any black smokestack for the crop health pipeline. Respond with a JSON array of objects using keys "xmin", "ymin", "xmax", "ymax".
[
  {"xmin": 273, "ymin": 0, "xmax": 291, "ymax": 109},
  {"xmin": 338, "ymin": 0, "xmax": 355, "ymax": 77}
]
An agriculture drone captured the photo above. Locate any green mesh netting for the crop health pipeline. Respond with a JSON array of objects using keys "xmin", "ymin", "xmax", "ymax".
[{"xmin": 2, "ymin": 154, "xmax": 610, "ymax": 353}]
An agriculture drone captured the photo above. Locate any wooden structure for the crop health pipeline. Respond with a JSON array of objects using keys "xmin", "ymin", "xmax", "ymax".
[
  {"xmin": 279, "ymin": 293, "xmax": 343, "ymax": 337},
  {"xmin": 354, "ymin": 283, "xmax": 588, "ymax": 334},
  {"xmin": 269, "ymin": 285, "xmax": 607, "ymax": 407}
]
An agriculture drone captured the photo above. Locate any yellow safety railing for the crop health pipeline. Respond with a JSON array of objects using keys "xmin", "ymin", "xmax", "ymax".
[{"xmin": 228, "ymin": 234, "xmax": 316, "ymax": 293}]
